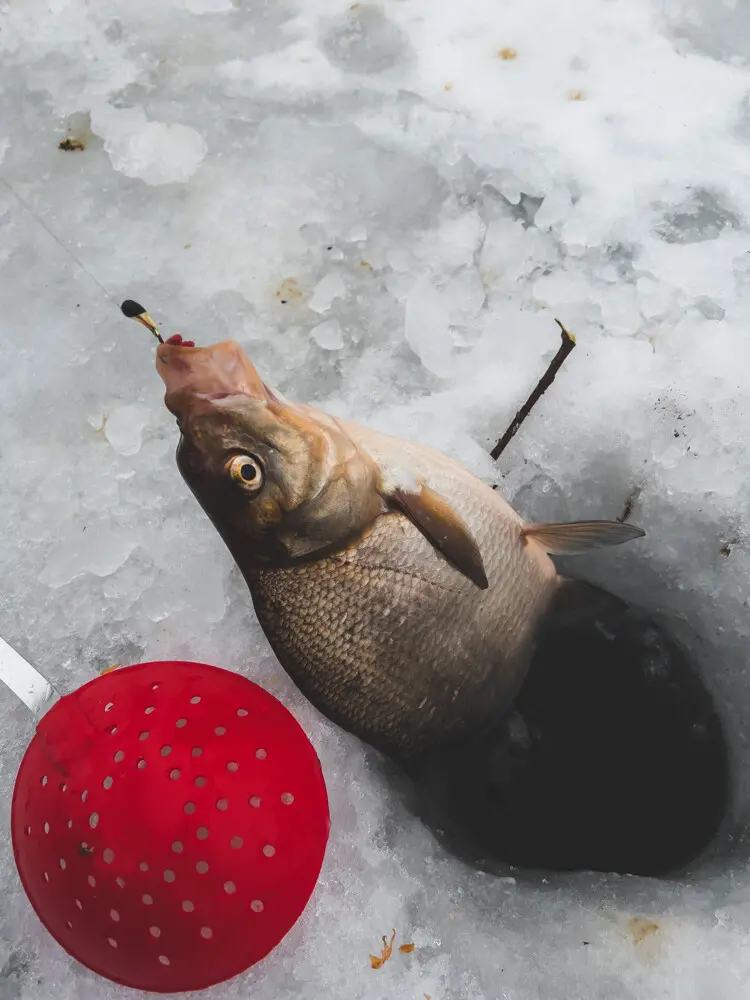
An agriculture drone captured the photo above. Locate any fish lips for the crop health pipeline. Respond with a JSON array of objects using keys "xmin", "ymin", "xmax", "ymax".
[{"xmin": 156, "ymin": 340, "xmax": 274, "ymax": 419}]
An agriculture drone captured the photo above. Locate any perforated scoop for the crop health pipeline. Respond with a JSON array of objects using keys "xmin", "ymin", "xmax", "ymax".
[{"xmin": 6, "ymin": 650, "xmax": 329, "ymax": 993}]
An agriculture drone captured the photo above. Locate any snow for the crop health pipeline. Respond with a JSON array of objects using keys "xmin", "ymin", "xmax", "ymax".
[{"xmin": 1, "ymin": 0, "xmax": 750, "ymax": 997}]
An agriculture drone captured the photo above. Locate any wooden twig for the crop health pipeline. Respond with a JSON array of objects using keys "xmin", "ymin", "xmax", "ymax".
[
  {"xmin": 617, "ymin": 485, "xmax": 642, "ymax": 524},
  {"xmin": 490, "ymin": 319, "xmax": 576, "ymax": 462}
]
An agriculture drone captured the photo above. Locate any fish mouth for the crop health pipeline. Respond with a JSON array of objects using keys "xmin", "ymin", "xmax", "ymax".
[{"xmin": 156, "ymin": 340, "xmax": 272, "ymax": 416}]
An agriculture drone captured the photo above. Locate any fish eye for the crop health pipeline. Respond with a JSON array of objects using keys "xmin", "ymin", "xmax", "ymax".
[{"xmin": 227, "ymin": 454, "xmax": 264, "ymax": 492}]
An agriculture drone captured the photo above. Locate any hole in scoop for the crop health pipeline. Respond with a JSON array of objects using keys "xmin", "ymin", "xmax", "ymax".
[
  {"xmin": 139, "ymin": 861, "xmax": 149, "ymax": 872},
  {"xmin": 176, "ymin": 718, "xmax": 187, "ymax": 728},
  {"xmin": 170, "ymin": 769, "xmax": 181, "ymax": 781},
  {"xmin": 108, "ymin": 938, "xmax": 117, "ymax": 949},
  {"xmin": 182, "ymin": 900, "xmax": 195, "ymax": 912},
  {"xmin": 200, "ymin": 927, "xmax": 212, "ymax": 939},
  {"xmin": 149, "ymin": 926, "xmax": 161, "ymax": 938},
  {"xmin": 41, "ymin": 775, "xmax": 48, "ymax": 787},
  {"xmin": 196, "ymin": 861, "xmax": 209, "ymax": 874},
  {"xmin": 216, "ymin": 798, "xmax": 228, "ymax": 812},
  {"xmin": 102, "ymin": 849, "xmax": 115, "ymax": 865},
  {"xmin": 196, "ymin": 827, "xmax": 209, "ymax": 840},
  {"xmin": 184, "ymin": 802, "xmax": 196, "ymax": 815},
  {"xmin": 137, "ymin": 759, "xmax": 147, "ymax": 770},
  {"xmin": 263, "ymin": 845, "xmax": 276, "ymax": 857},
  {"xmin": 140, "ymin": 731, "xmax": 149, "ymax": 741},
  {"xmin": 250, "ymin": 899, "xmax": 264, "ymax": 913},
  {"xmin": 44, "ymin": 822, "xmax": 50, "ymax": 834},
  {"xmin": 116, "ymin": 877, "xmax": 126, "ymax": 889},
  {"xmin": 109, "ymin": 726, "xmax": 117, "ymax": 736},
  {"xmin": 88, "ymin": 875, "xmax": 96, "ymax": 888},
  {"xmin": 81, "ymin": 790, "xmax": 88, "ymax": 803},
  {"xmin": 145, "ymin": 706, "xmax": 155, "ymax": 715},
  {"xmin": 195, "ymin": 776, "xmax": 207, "ymax": 788},
  {"xmin": 151, "ymin": 683, "xmax": 160, "ymax": 691},
  {"xmin": 66, "ymin": 921, "xmax": 73, "ymax": 929},
  {"xmin": 59, "ymin": 782, "xmax": 67, "ymax": 792},
  {"xmin": 103, "ymin": 776, "xmax": 114, "ymax": 790},
  {"xmin": 237, "ymin": 708, "xmax": 248, "ymax": 717},
  {"xmin": 190, "ymin": 696, "xmax": 201, "ymax": 705},
  {"xmin": 281, "ymin": 793, "xmax": 295, "ymax": 805},
  {"xmin": 172, "ymin": 841, "xmax": 183, "ymax": 854},
  {"xmin": 164, "ymin": 870, "xmax": 176, "ymax": 883},
  {"xmin": 24, "ymin": 826, "xmax": 31, "ymax": 836},
  {"xmin": 158, "ymin": 955, "xmax": 170, "ymax": 966},
  {"xmin": 89, "ymin": 813, "xmax": 99, "ymax": 829},
  {"xmin": 104, "ymin": 702, "xmax": 114, "ymax": 713},
  {"xmin": 215, "ymin": 726, "xmax": 227, "ymax": 736},
  {"xmin": 142, "ymin": 894, "xmax": 153, "ymax": 906},
  {"xmin": 75, "ymin": 898, "xmax": 82, "ymax": 909},
  {"xmin": 226, "ymin": 761, "xmax": 239, "ymax": 773},
  {"xmin": 43, "ymin": 873, "xmax": 50, "ymax": 883},
  {"xmin": 224, "ymin": 881, "xmax": 236, "ymax": 894},
  {"xmin": 110, "ymin": 909, "xmax": 120, "ymax": 922},
  {"xmin": 255, "ymin": 748, "xmax": 267, "ymax": 760},
  {"xmin": 59, "ymin": 858, "xmax": 66, "ymax": 870},
  {"xmin": 114, "ymin": 750, "xmax": 125, "ymax": 763},
  {"xmin": 192, "ymin": 747, "xmax": 203, "ymax": 758},
  {"xmin": 230, "ymin": 836, "xmax": 243, "ymax": 850},
  {"xmin": 160, "ymin": 745, "xmax": 172, "ymax": 757}
]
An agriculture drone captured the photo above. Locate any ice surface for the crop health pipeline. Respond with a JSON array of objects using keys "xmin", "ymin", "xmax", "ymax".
[{"xmin": 2, "ymin": 0, "xmax": 750, "ymax": 997}]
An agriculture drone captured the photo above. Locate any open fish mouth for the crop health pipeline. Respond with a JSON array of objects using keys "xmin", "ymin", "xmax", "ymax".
[{"xmin": 156, "ymin": 340, "xmax": 272, "ymax": 413}]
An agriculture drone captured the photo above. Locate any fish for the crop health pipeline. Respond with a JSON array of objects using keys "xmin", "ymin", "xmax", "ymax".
[{"xmin": 155, "ymin": 339, "xmax": 644, "ymax": 760}]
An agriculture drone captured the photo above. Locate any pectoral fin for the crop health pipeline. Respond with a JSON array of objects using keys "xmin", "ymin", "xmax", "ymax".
[
  {"xmin": 388, "ymin": 484, "xmax": 489, "ymax": 590},
  {"xmin": 522, "ymin": 520, "xmax": 645, "ymax": 555}
]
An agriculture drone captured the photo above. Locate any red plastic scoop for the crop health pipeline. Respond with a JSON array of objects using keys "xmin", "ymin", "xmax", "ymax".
[{"xmin": 6, "ymin": 652, "xmax": 329, "ymax": 993}]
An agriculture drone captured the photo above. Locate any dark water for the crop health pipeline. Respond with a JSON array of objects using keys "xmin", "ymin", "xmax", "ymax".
[{"xmin": 400, "ymin": 581, "xmax": 729, "ymax": 877}]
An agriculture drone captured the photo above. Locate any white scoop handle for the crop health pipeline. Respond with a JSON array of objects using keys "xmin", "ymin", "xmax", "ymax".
[{"xmin": 0, "ymin": 636, "xmax": 60, "ymax": 720}]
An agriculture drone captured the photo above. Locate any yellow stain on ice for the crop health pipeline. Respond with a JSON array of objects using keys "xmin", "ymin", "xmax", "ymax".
[{"xmin": 628, "ymin": 917, "xmax": 660, "ymax": 946}]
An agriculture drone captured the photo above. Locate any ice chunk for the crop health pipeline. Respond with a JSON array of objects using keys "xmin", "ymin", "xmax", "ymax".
[
  {"xmin": 39, "ymin": 524, "xmax": 135, "ymax": 588},
  {"xmin": 90, "ymin": 104, "xmax": 206, "ymax": 185},
  {"xmin": 534, "ymin": 186, "xmax": 574, "ymax": 231},
  {"xmin": 103, "ymin": 403, "xmax": 150, "ymax": 456},
  {"xmin": 404, "ymin": 269, "xmax": 485, "ymax": 377},
  {"xmin": 319, "ymin": 4, "xmax": 412, "ymax": 75},
  {"xmin": 345, "ymin": 224, "xmax": 368, "ymax": 242},
  {"xmin": 310, "ymin": 319, "xmax": 344, "ymax": 350},
  {"xmin": 308, "ymin": 272, "xmax": 347, "ymax": 313}
]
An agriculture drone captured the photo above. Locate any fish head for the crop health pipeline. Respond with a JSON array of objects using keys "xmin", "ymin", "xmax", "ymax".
[{"xmin": 156, "ymin": 340, "xmax": 383, "ymax": 568}]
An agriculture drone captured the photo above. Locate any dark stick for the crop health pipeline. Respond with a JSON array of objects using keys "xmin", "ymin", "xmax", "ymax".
[
  {"xmin": 490, "ymin": 319, "xmax": 576, "ymax": 462},
  {"xmin": 617, "ymin": 485, "xmax": 642, "ymax": 523}
]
